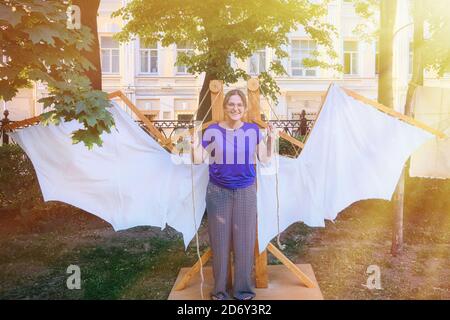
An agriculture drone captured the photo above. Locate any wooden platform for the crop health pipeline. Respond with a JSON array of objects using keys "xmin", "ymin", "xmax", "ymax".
[{"xmin": 168, "ymin": 264, "xmax": 323, "ymax": 300}]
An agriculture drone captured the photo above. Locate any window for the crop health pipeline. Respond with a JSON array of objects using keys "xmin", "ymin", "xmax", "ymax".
[
  {"xmin": 144, "ymin": 113, "xmax": 158, "ymax": 121},
  {"xmin": 140, "ymin": 41, "xmax": 158, "ymax": 74},
  {"xmin": 177, "ymin": 114, "xmax": 194, "ymax": 121},
  {"xmin": 249, "ymin": 49, "xmax": 266, "ymax": 75},
  {"xmin": 344, "ymin": 41, "xmax": 358, "ymax": 75},
  {"xmin": 136, "ymin": 99, "xmax": 160, "ymax": 112},
  {"xmin": 1, "ymin": 55, "xmax": 9, "ymax": 66},
  {"xmin": 163, "ymin": 111, "xmax": 172, "ymax": 120},
  {"xmin": 176, "ymin": 41, "xmax": 194, "ymax": 74},
  {"xmin": 291, "ymin": 40, "xmax": 317, "ymax": 77},
  {"xmin": 375, "ymin": 41, "xmax": 380, "ymax": 75},
  {"xmin": 100, "ymin": 36, "xmax": 120, "ymax": 74},
  {"xmin": 227, "ymin": 54, "xmax": 237, "ymax": 69}
]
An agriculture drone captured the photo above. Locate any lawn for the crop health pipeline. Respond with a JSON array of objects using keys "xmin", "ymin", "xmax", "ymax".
[{"xmin": 0, "ymin": 177, "xmax": 448, "ymax": 299}]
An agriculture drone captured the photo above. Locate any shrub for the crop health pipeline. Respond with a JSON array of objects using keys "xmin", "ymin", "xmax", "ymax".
[{"xmin": 0, "ymin": 144, "xmax": 44, "ymax": 210}]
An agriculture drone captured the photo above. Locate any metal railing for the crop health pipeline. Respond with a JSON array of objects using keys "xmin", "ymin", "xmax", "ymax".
[
  {"xmin": 144, "ymin": 117, "xmax": 315, "ymax": 140},
  {"xmin": 1, "ymin": 113, "xmax": 316, "ymax": 147}
]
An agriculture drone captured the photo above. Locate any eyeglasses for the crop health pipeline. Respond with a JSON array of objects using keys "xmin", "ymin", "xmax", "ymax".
[{"xmin": 225, "ymin": 103, "xmax": 245, "ymax": 110}]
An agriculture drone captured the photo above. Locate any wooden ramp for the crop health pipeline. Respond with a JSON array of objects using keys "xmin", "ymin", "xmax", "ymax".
[{"xmin": 168, "ymin": 264, "xmax": 323, "ymax": 300}]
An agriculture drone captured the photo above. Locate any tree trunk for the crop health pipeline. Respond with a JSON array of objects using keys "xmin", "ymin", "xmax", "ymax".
[
  {"xmin": 391, "ymin": 0, "xmax": 425, "ymax": 256},
  {"xmin": 405, "ymin": 0, "xmax": 425, "ymax": 116},
  {"xmin": 196, "ymin": 49, "xmax": 227, "ymax": 123},
  {"xmin": 378, "ymin": 0, "xmax": 397, "ymax": 107},
  {"xmin": 73, "ymin": 0, "xmax": 102, "ymax": 91},
  {"xmin": 378, "ymin": 0, "xmax": 403, "ymax": 255},
  {"xmin": 196, "ymin": 72, "xmax": 215, "ymax": 122}
]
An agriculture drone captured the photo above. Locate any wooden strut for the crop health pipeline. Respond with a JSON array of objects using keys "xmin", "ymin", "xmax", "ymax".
[
  {"xmin": 343, "ymin": 87, "xmax": 447, "ymax": 139},
  {"xmin": 107, "ymin": 91, "xmax": 174, "ymax": 150},
  {"xmin": 4, "ymin": 91, "xmax": 177, "ymax": 149},
  {"xmin": 3, "ymin": 115, "xmax": 41, "ymax": 131}
]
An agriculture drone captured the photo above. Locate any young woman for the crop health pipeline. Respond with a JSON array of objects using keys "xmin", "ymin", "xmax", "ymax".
[{"xmin": 192, "ymin": 89, "xmax": 275, "ymax": 300}]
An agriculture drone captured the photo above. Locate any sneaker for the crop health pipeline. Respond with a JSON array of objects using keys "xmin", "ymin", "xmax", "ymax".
[
  {"xmin": 234, "ymin": 293, "xmax": 255, "ymax": 300},
  {"xmin": 210, "ymin": 292, "xmax": 229, "ymax": 300}
]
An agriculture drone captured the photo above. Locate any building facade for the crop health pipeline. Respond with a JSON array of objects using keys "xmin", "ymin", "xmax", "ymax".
[{"xmin": 3, "ymin": 0, "xmax": 450, "ymax": 122}]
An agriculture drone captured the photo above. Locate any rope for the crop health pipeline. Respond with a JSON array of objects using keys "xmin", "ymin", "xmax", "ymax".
[
  {"xmin": 189, "ymin": 158, "xmax": 205, "ymax": 299},
  {"xmin": 191, "ymin": 88, "xmax": 211, "ymax": 121},
  {"xmin": 261, "ymin": 87, "xmax": 300, "ymax": 157},
  {"xmin": 259, "ymin": 86, "xmax": 287, "ymax": 250},
  {"xmin": 274, "ymin": 143, "xmax": 286, "ymax": 251},
  {"xmin": 186, "ymin": 87, "xmax": 223, "ymax": 300}
]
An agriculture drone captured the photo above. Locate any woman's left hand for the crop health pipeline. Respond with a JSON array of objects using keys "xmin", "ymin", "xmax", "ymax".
[{"xmin": 267, "ymin": 122, "xmax": 277, "ymax": 139}]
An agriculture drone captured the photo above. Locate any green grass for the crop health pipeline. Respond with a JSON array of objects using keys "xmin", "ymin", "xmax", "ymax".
[
  {"xmin": 0, "ymin": 230, "xmax": 207, "ymax": 299},
  {"xmin": 0, "ymin": 177, "xmax": 448, "ymax": 300}
]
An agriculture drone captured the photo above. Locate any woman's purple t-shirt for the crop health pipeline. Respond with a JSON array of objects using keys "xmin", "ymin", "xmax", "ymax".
[{"xmin": 201, "ymin": 122, "xmax": 263, "ymax": 189}]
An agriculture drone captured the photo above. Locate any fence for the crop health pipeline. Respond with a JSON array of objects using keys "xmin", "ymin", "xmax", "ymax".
[{"xmin": 0, "ymin": 101, "xmax": 316, "ymax": 147}]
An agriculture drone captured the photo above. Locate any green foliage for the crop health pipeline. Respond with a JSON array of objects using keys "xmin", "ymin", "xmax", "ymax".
[
  {"xmin": 113, "ymin": 0, "xmax": 340, "ymax": 103},
  {"xmin": 0, "ymin": 144, "xmax": 42, "ymax": 209},
  {"xmin": 0, "ymin": 0, "xmax": 114, "ymax": 148},
  {"xmin": 349, "ymin": 0, "xmax": 380, "ymax": 42},
  {"xmin": 351, "ymin": 0, "xmax": 450, "ymax": 77},
  {"xmin": 352, "ymin": 0, "xmax": 379, "ymax": 19},
  {"xmin": 422, "ymin": 1, "xmax": 450, "ymax": 76},
  {"xmin": 38, "ymin": 73, "xmax": 114, "ymax": 148},
  {"xmin": 278, "ymin": 135, "xmax": 304, "ymax": 157}
]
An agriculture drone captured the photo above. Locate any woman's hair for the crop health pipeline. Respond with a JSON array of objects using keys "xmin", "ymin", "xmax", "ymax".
[{"xmin": 223, "ymin": 89, "xmax": 247, "ymax": 109}]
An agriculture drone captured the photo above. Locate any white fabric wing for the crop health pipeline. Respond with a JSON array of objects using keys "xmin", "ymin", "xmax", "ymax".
[
  {"xmin": 256, "ymin": 84, "xmax": 434, "ymax": 253},
  {"xmin": 10, "ymin": 84, "xmax": 434, "ymax": 254},
  {"xmin": 10, "ymin": 102, "xmax": 209, "ymax": 249},
  {"xmin": 409, "ymin": 86, "xmax": 450, "ymax": 179}
]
